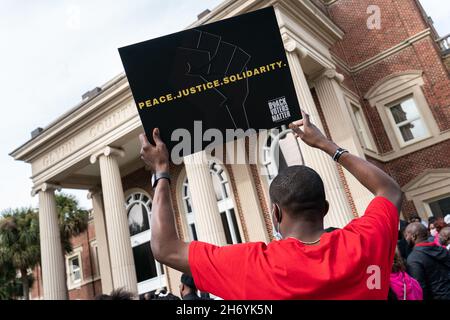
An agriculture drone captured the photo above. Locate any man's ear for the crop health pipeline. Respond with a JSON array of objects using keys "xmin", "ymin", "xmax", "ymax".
[
  {"xmin": 323, "ymin": 200, "xmax": 329, "ymax": 218},
  {"xmin": 272, "ymin": 203, "xmax": 282, "ymax": 224}
]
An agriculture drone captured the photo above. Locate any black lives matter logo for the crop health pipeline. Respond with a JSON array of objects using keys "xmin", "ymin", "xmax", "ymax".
[{"xmin": 268, "ymin": 96, "xmax": 291, "ymax": 123}]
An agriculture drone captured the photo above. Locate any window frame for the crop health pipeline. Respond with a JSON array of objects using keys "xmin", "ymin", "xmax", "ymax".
[
  {"xmin": 403, "ymin": 169, "xmax": 450, "ymax": 222},
  {"xmin": 425, "ymin": 193, "xmax": 450, "ymax": 219},
  {"xmin": 365, "ymin": 71, "xmax": 440, "ymax": 155},
  {"xmin": 66, "ymin": 247, "xmax": 83, "ymax": 289},
  {"xmin": 385, "ymin": 95, "xmax": 431, "ymax": 147},
  {"xmin": 89, "ymin": 240, "xmax": 100, "ymax": 279},
  {"xmin": 344, "ymin": 97, "xmax": 376, "ymax": 152},
  {"xmin": 179, "ymin": 160, "xmax": 243, "ymax": 244},
  {"xmin": 124, "ymin": 189, "xmax": 166, "ymax": 294}
]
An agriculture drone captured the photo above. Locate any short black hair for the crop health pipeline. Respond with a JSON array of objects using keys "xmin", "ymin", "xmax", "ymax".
[
  {"xmin": 269, "ymin": 166, "xmax": 326, "ymax": 219},
  {"xmin": 95, "ymin": 288, "xmax": 135, "ymax": 300},
  {"xmin": 181, "ymin": 274, "xmax": 197, "ymax": 291},
  {"xmin": 409, "ymin": 214, "xmax": 421, "ymax": 222}
]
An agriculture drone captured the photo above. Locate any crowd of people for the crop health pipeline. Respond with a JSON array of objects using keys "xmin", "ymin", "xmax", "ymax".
[
  {"xmin": 392, "ymin": 215, "xmax": 450, "ymax": 300},
  {"xmin": 96, "ymin": 214, "xmax": 450, "ymax": 301}
]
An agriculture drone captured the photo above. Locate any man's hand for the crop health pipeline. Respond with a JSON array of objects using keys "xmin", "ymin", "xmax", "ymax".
[
  {"xmin": 289, "ymin": 110, "xmax": 330, "ymax": 149},
  {"xmin": 289, "ymin": 109, "xmax": 403, "ymax": 211},
  {"xmin": 139, "ymin": 128, "xmax": 170, "ymax": 172}
]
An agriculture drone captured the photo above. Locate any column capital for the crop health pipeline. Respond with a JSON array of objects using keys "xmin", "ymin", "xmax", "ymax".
[
  {"xmin": 282, "ymin": 34, "xmax": 308, "ymax": 58},
  {"xmin": 90, "ymin": 146, "xmax": 125, "ymax": 164},
  {"xmin": 315, "ymin": 68, "xmax": 345, "ymax": 84},
  {"xmin": 31, "ymin": 183, "xmax": 61, "ymax": 197},
  {"xmin": 183, "ymin": 150, "xmax": 210, "ymax": 166},
  {"xmin": 87, "ymin": 188, "xmax": 102, "ymax": 199}
]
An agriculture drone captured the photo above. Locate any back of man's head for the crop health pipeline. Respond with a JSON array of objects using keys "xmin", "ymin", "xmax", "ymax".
[
  {"xmin": 269, "ymin": 166, "xmax": 327, "ymax": 220},
  {"xmin": 439, "ymin": 227, "xmax": 450, "ymax": 246},
  {"xmin": 95, "ymin": 288, "xmax": 135, "ymax": 300},
  {"xmin": 180, "ymin": 274, "xmax": 198, "ymax": 298},
  {"xmin": 405, "ymin": 222, "xmax": 429, "ymax": 245},
  {"xmin": 409, "ymin": 214, "xmax": 421, "ymax": 223}
]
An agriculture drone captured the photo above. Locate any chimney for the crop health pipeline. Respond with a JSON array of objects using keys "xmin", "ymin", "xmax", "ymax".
[
  {"xmin": 31, "ymin": 127, "xmax": 44, "ymax": 139},
  {"xmin": 82, "ymin": 87, "xmax": 102, "ymax": 100},
  {"xmin": 197, "ymin": 9, "xmax": 211, "ymax": 20}
]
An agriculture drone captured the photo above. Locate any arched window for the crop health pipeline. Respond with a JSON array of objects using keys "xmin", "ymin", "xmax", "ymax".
[
  {"xmin": 262, "ymin": 126, "xmax": 303, "ymax": 184},
  {"xmin": 182, "ymin": 179, "xmax": 198, "ymax": 241},
  {"xmin": 125, "ymin": 190, "xmax": 165, "ymax": 294},
  {"xmin": 182, "ymin": 161, "xmax": 242, "ymax": 244}
]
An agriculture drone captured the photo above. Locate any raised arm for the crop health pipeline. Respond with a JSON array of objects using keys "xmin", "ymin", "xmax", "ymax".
[
  {"xmin": 139, "ymin": 129, "xmax": 191, "ymax": 275},
  {"xmin": 290, "ymin": 110, "xmax": 403, "ymax": 211}
]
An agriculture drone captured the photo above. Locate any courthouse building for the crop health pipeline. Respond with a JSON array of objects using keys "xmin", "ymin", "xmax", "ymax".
[{"xmin": 10, "ymin": 0, "xmax": 450, "ymax": 299}]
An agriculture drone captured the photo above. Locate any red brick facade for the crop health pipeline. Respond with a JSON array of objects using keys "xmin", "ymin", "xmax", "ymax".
[
  {"xmin": 324, "ymin": 0, "xmax": 450, "ymax": 218},
  {"xmin": 30, "ymin": 221, "xmax": 102, "ymax": 300}
]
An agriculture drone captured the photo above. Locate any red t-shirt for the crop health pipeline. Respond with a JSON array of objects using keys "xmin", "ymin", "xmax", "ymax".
[{"xmin": 189, "ymin": 197, "xmax": 399, "ymax": 300}]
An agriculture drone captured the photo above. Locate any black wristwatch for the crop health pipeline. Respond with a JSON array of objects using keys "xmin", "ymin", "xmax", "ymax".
[
  {"xmin": 151, "ymin": 172, "xmax": 171, "ymax": 188},
  {"xmin": 332, "ymin": 148, "xmax": 349, "ymax": 162}
]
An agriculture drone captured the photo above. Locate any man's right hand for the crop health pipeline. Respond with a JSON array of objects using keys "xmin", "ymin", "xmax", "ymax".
[
  {"xmin": 139, "ymin": 128, "xmax": 170, "ymax": 173},
  {"xmin": 289, "ymin": 110, "xmax": 331, "ymax": 150}
]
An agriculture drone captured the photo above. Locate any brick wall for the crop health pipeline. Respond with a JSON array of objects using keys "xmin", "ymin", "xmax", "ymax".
[
  {"xmin": 327, "ymin": 0, "xmax": 428, "ymax": 66},
  {"xmin": 323, "ymin": 0, "xmax": 450, "ymax": 220},
  {"xmin": 30, "ymin": 221, "xmax": 102, "ymax": 300}
]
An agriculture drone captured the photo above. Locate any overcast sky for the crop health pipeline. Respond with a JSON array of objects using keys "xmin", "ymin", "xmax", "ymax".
[{"xmin": 0, "ymin": 0, "xmax": 449, "ymax": 212}]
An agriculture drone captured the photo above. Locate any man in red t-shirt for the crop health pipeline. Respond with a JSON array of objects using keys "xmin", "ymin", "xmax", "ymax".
[{"xmin": 139, "ymin": 110, "xmax": 403, "ymax": 300}]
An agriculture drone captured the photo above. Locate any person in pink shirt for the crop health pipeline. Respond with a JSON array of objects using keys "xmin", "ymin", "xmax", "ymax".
[{"xmin": 389, "ymin": 248, "xmax": 423, "ymax": 300}]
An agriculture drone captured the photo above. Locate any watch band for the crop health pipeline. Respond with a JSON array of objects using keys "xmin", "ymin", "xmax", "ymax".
[
  {"xmin": 152, "ymin": 172, "xmax": 171, "ymax": 188},
  {"xmin": 332, "ymin": 148, "xmax": 349, "ymax": 162}
]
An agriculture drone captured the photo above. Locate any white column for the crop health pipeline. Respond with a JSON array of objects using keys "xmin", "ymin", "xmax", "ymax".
[
  {"xmin": 283, "ymin": 35, "xmax": 353, "ymax": 228},
  {"xmin": 87, "ymin": 190, "xmax": 113, "ymax": 294},
  {"xmin": 90, "ymin": 147, "xmax": 138, "ymax": 294},
  {"xmin": 314, "ymin": 70, "xmax": 374, "ymax": 215},
  {"xmin": 227, "ymin": 140, "xmax": 269, "ymax": 242},
  {"xmin": 32, "ymin": 183, "xmax": 67, "ymax": 300},
  {"xmin": 184, "ymin": 151, "xmax": 227, "ymax": 245}
]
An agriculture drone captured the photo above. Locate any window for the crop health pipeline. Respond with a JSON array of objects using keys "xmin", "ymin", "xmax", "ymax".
[
  {"xmin": 90, "ymin": 241, "xmax": 100, "ymax": 277},
  {"xmin": 262, "ymin": 131, "xmax": 285, "ymax": 183},
  {"xmin": 126, "ymin": 192, "xmax": 151, "ymax": 236},
  {"xmin": 182, "ymin": 179, "xmax": 198, "ymax": 241},
  {"xmin": 365, "ymin": 71, "xmax": 439, "ymax": 154},
  {"xmin": 67, "ymin": 254, "xmax": 82, "ymax": 286},
  {"xmin": 350, "ymin": 103, "xmax": 374, "ymax": 150},
  {"xmin": 428, "ymin": 195, "xmax": 450, "ymax": 219},
  {"xmin": 125, "ymin": 190, "xmax": 165, "ymax": 294},
  {"xmin": 388, "ymin": 97, "xmax": 429, "ymax": 145},
  {"xmin": 262, "ymin": 126, "xmax": 302, "ymax": 184},
  {"xmin": 182, "ymin": 161, "xmax": 242, "ymax": 244},
  {"xmin": 403, "ymin": 169, "xmax": 450, "ymax": 222},
  {"xmin": 209, "ymin": 162, "xmax": 241, "ymax": 244}
]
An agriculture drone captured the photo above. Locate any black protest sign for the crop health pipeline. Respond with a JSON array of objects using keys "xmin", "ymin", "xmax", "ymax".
[{"xmin": 119, "ymin": 6, "xmax": 301, "ymax": 159}]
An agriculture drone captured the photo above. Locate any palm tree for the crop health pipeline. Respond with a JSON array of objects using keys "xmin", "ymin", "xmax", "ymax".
[
  {"xmin": 56, "ymin": 193, "xmax": 89, "ymax": 254},
  {"xmin": 0, "ymin": 193, "xmax": 89, "ymax": 300},
  {"xmin": 0, "ymin": 259, "xmax": 20, "ymax": 300},
  {"xmin": 55, "ymin": 193, "xmax": 89, "ymax": 299},
  {"xmin": 0, "ymin": 207, "xmax": 40, "ymax": 299}
]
